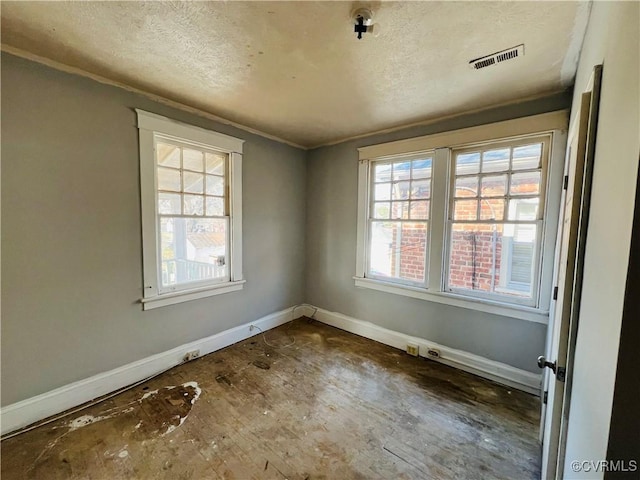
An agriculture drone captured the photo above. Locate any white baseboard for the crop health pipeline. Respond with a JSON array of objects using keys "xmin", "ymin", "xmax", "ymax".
[
  {"xmin": 0, "ymin": 306, "xmax": 295, "ymax": 436},
  {"xmin": 304, "ymin": 305, "xmax": 541, "ymax": 395},
  {"xmin": 1, "ymin": 303, "xmax": 540, "ymax": 436}
]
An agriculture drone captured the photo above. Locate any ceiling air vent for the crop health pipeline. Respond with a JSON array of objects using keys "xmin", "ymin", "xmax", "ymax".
[{"xmin": 469, "ymin": 44, "xmax": 524, "ymax": 70}]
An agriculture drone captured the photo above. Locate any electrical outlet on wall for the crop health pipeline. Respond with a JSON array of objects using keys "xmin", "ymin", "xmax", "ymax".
[
  {"xmin": 183, "ymin": 350, "xmax": 200, "ymax": 362},
  {"xmin": 427, "ymin": 348, "xmax": 441, "ymax": 359},
  {"xmin": 406, "ymin": 343, "xmax": 419, "ymax": 357}
]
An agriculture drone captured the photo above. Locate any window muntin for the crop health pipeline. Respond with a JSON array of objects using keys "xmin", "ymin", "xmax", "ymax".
[
  {"xmin": 154, "ymin": 136, "xmax": 231, "ymax": 293},
  {"xmin": 367, "ymin": 155, "xmax": 433, "ymax": 286},
  {"xmin": 446, "ymin": 137, "xmax": 549, "ymax": 306}
]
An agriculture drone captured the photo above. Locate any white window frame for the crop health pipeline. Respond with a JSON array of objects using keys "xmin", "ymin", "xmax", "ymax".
[
  {"xmin": 137, "ymin": 110, "xmax": 244, "ymax": 310},
  {"xmin": 366, "ymin": 151, "xmax": 434, "ymax": 289},
  {"xmin": 445, "ymin": 134, "xmax": 552, "ymax": 308},
  {"xmin": 354, "ymin": 111, "xmax": 568, "ymax": 323}
]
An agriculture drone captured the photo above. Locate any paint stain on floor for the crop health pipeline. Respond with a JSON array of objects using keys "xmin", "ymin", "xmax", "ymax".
[{"xmin": 12, "ymin": 382, "xmax": 201, "ymax": 479}]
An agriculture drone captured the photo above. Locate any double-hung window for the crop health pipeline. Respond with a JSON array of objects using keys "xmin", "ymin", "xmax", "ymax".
[
  {"xmin": 368, "ymin": 154, "xmax": 433, "ymax": 287},
  {"xmin": 355, "ymin": 112, "xmax": 567, "ymax": 322},
  {"xmin": 137, "ymin": 110, "xmax": 244, "ymax": 310},
  {"xmin": 447, "ymin": 137, "xmax": 549, "ymax": 306}
]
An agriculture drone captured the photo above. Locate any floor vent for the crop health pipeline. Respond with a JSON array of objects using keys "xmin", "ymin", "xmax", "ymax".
[{"xmin": 470, "ymin": 44, "xmax": 524, "ymax": 70}]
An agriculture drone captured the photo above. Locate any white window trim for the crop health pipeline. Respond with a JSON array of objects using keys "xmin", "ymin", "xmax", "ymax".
[
  {"xmin": 365, "ymin": 151, "xmax": 434, "ymax": 289},
  {"xmin": 137, "ymin": 110, "xmax": 244, "ymax": 310},
  {"xmin": 444, "ymin": 133, "xmax": 552, "ymax": 308},
  {"xmin": 355, "ymin": 111, "xmax": 568, "ymax": 323}
]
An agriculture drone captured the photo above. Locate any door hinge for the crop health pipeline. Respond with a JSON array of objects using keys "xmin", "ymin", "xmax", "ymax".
[
  {"xmin": 557, "ymin": 366, "xmax": 566, "ymax": 382},
  {"xmin": 553, "ymin": 286, "xmax": 558, "ymax": 300},
  {"xmin": 543, "ymin": 391, "xmax": 548, "ymax": 404},
  {"xmin": 563, "ymin": 175, "xmax": 569, "ymax": 190}
]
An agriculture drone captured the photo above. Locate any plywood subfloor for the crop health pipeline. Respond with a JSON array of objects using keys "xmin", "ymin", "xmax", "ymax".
[{"xmin": 1, "ymin": 318, "xmax": 541, "ymax": 479}]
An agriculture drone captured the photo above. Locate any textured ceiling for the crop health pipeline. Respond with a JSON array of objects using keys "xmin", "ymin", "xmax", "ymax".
[{"xmin": 1, "ymin": 1, "xmax": 589, "ymax": 148}]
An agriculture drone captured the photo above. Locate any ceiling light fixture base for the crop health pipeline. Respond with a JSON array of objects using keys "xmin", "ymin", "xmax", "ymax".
[{"xmin": 352, "ymin": 8, "xmax": 374, "ymax": 40}]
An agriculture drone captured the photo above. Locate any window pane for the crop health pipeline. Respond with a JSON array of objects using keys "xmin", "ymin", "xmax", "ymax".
[
  {"xmin": 510, "ymin": 171, "xmax": 541, "ymax": 195},
  {"xmin": 370, "ymin": 222, "xmax": 395, "ymax": 278},
  {"xmin": 482, "ymin": 148, "xmax": 510, "ymax": 173},
  {"xmin": 183, "ymin": 172, "xmax": 204, "ymax": 194},
  {"xmin": 412, "ymin": 159, "xmax": 432, "ymax": 179},
  {"xmin": 504, "ymin": 223, "xmax": 537, "ymax": 296},
  {"xmin": 158, "ymin": 192, "xmax": 181, "ymax": 215},
  {"xmin": 373, "ymin": 202, "xmax": 390, "ymax": 219},
  {"xmin": 374, "ymin": 163, "xmax": 392, "ymax": 183},
  {"xmin": 369, "ymin": 221, "xmax": 427, "ymax": 283},
  {"xmin": 160, "ymin": 217, "xmax": 228, "ymax": 287},
  {"xmin": 448, "ymin": 223, "xmax": 535, "ymax": 298},
  {"xmin": 391, "ymin": 181, "xmax": 410, "ymax": 200},
  {"xmin": 391, "ymin": 201, "xmax": 409, "ymax": 219},
  {"xmin": 205, "ymin": 153, "xmax": 225, "ymax": 175},
  {"xmin": 455, "ymin": 176, "xmax": 478, "ymax": 198},
  {"xmin": 397, "ymin": 222, "xmax": 428, "ymax": 283},
  {"xmin": 410, "ymin": 200, "xmax": 429, "ymax": 220},
  {"xmin": 481, "ymin": 174, "xmax": 507, "ymax": 197},
  {"xmin": 512, "ymin": 144, "xmax": 542, "ymax": 170},
  {"xmin": 183, "ymin": 194, "xmax": 204, "ymax": 215},
  {"xmin": 157, "ymin": 143, "xmax": 180, "ymax": 168},
  {"xmin": 454, "ymin": 199, "xmax": 478, "ymax": 220},
  {"xmin": 411, "ymin": 179, "xmax": 430, "ymax": 199},
  {"xmin": 158, "ymin": 167, "xmax": 181, "ymax": 192},
  {"xmin": 374, "ymin": 183, "xmax": 391, "ymax": 201},
  {"xmin": 206, "ymin": 196, "xmax": 224, "ymax": 217},
  {"xmin": 392, "ymin": 161, "xmax": 411, "ymax": 181},
  {"xmin": 449, "ymin": 223, "xmax": 499, "ymax": 292},
  {"xmin": 480, "ymin": 198, "xmax": 505, "ymax": 221},
  {"xmin": 508, "ymin": 198, "xmax": 539, "ymax": 221},
  {"xmin": 206, "ymin": 175, "xmax": 224, "ymax": 196},
  {"xmin": 183, "ymin": 149, "xmax": 204, "ymax": 172},
  {"xmin": 456, "ymin": 152, "xmax": 480, "ymax": 175}
]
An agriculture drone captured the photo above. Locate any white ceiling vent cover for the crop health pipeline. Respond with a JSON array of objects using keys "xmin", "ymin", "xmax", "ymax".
[{"xmin": 469, "ymin": 44, "xmax": 525, "ymax": 70}]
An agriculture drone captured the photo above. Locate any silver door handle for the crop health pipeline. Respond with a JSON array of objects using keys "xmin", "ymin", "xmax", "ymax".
[
  {"xmin": 537, "ymin": 356, "xmax": 566, "ymax": 381},
  {"xmin": 537, "ymin": 356, "xmax": 557, "ymax": 372}
]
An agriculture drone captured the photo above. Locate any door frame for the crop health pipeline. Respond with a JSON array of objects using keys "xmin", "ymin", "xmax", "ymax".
[{"xmin": 540, "ymin": 65, "xmax": 603, "ymax": 479}]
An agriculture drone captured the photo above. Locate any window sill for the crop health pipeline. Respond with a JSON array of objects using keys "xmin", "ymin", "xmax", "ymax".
[
  {"xmin": 353, "ymin": 277, "xmax": 548, "ymax": 324},
  {"xmin": 141, "ymin": 280, "xmax": 245, "ymax": 310}
]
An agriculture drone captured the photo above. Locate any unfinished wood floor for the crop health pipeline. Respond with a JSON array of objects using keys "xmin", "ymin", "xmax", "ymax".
[{"xmin": 1, "ymin": 318, "xmax": 541, "ymax": 479}]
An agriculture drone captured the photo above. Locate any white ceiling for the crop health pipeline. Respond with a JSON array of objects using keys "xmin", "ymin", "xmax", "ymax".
[{"xmin": 1, "ymin": 1, "xmax": 590, "ymax": 148}]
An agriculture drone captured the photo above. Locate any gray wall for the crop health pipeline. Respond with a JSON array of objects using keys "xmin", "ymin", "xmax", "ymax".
[
  {"xmin": 1, "ymin": 53, "xmax": 307, "ymax": 406},
  {"xmin": 305, "ymin": 93, "xmax": 572, "ymax": 373}
]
